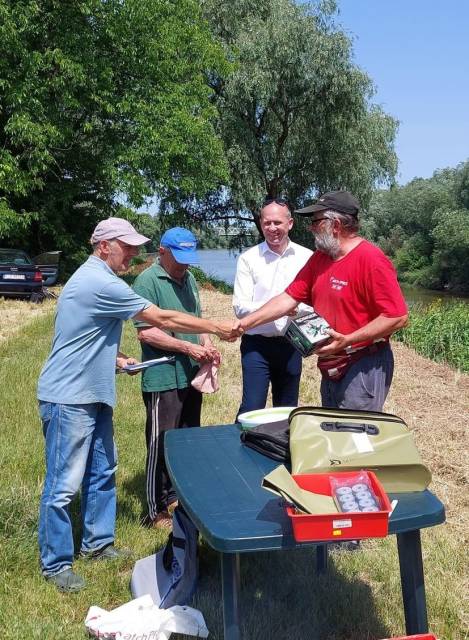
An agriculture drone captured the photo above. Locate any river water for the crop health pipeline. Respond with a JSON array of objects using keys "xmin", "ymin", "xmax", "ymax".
[{"xmin": 197, "ymin": 248, "xmax": 468, "ymax": 307}]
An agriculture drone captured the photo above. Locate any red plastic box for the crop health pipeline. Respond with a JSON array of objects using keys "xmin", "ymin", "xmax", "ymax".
[
  {"xmin": 380, "ymin": 635, "xmax": 437, "ymax": 640},
  {"xmin": 286, "ymin": 470, "xmax": 391, "ymax": 542}
]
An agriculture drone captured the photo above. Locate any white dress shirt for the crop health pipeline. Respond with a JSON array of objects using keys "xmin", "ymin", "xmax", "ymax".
[{"xmin": 233, "ymin": 240, "xmax": 313, "ymax": 336}]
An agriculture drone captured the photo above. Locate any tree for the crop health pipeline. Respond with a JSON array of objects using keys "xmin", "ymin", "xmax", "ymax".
[
  {"xmin": 0, "ymin": 0, "xmax": 228, "ymax": 273},
  {"xmin": 431, "ymin": 208, "xmax": 469, "ymax": 291},
  {"xmin": 453, "ymin": 159, "xmax": 469, "ymax": 209},
  {"xmin": 180, "ymin": 0, "xmax": 398, "ymax": 238},
  {"xmin": 366, "ymin": 170, "xmax": 456, "ymax": 243},
  {"xmin": 365, "ymin": 162, "xmax": 469, "ymax": 292}
]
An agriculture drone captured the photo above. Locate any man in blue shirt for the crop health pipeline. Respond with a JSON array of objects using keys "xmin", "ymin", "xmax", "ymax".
[{"xmin": 37, "ymin": 217, "xmax": 239, "ymax": 592}]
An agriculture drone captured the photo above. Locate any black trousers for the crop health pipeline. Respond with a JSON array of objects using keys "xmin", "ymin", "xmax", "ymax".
[
  {"xmin": 143, "ymin": 387, "xmax": 202, "ymax": 519},
  {"xmin": 237, "ymin": 334, "xmax": 302, "ymax": 419}
]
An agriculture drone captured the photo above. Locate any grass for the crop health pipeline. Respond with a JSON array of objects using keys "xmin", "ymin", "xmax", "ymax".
[
  {"xmin": 395, "ymin": 300, "xmax": 469, "ymax": 372},
  {"xmin": 0, "ymin": 292, "xmax": 467, "ymax": 639}
]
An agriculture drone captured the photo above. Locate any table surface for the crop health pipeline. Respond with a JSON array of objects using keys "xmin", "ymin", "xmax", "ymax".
[{"xmin": 165, "ymin": 424, "xmax": 445, "ymax": 553}]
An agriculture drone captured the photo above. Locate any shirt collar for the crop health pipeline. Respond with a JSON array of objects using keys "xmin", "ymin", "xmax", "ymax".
[
  {"xmin": 88, "ymin": 255, "xmax": 117, "ymax": 277},
  {"xmin": 153, "ymin": 259, "xmax": 188, "ymax": 284},
  {"xmin": 260, "ymin": 239, "xmax": 294, "ymax": 258}
]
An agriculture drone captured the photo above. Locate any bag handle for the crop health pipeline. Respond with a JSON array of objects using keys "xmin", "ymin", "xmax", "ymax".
[
  {"xmin": 289, "ymin": 405, "xmax": 406, "ymax": 425},
  {"xmin": 320, "ymin": 421, "xmax": 380, "ymax": 435}
]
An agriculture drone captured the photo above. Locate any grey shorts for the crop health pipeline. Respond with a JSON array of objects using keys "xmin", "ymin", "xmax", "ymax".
[{"xmin": 320, "ymin": 343, "xmax": 394, "ymax": 411}]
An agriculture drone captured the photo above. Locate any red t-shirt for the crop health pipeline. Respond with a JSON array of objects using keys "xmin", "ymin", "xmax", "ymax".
[{"xmin": 286, "ymin": 240, "xmax": 407, "ymax": 344}]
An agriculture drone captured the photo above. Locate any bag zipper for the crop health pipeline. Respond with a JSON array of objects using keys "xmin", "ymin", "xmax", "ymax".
[{"xmin": 288, "ymin": 406, "xmax": 406, "ymax": 426}]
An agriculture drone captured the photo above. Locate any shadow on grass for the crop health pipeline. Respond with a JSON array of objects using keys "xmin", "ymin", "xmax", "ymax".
[
  {"xmin": 194, "ymin": 545, "xmax": 392, "ymax": 640},
  {"xmin": 119, "ymin": 470, "xmax": 148, "ymax": 522}
]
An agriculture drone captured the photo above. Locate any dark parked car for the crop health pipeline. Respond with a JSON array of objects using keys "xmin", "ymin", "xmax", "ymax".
[{"xmin": 0, "ymin": 249, "xmax": 60, "ymax": 300}]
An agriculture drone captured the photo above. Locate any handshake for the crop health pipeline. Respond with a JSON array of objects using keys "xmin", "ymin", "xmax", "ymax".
[
  {"xmin": 214, "ymin": 318, "xmax": 247, "ymax": 342},
  {"xmin": 211, "ymin": 291, "xmax": 293, "ymax": 342}
]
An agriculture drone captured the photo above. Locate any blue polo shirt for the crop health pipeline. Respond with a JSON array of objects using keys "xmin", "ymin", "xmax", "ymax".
[{"xmin": 38, "ymin": 256, "xmax": 150, "ymax": 407}]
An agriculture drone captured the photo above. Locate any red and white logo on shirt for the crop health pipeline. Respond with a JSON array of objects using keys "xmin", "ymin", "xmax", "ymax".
[{"xmin": 330, "ymin": 276, "xmax": 348, "ymax": 291}]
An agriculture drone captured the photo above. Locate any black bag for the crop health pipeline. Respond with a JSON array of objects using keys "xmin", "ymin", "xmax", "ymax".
[{"xmin": 240, "ymin": 419, "xmax": 290, "ymax": 462}]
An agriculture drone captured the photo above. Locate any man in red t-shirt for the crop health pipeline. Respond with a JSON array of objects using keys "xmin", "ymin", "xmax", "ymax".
[{"xmin": 239, "ymin": 191, "xmax": 408, "ymax": 411}]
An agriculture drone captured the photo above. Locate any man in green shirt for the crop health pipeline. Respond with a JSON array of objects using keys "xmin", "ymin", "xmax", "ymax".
[{"xmin": 133, "ymin": 228, "xmax": 220, "ymax": 528}]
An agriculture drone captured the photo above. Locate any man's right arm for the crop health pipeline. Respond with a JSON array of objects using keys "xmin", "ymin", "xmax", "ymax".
[
  {"xmin": 137, "ymin": 327, "xmax": 212, "ymax": 362},
  {"xmin": 239, "ymin": 292, "xmax": 298, "ymax": 332},
  {"xmin": 134, "ymin": 305, "xmax": 241, "ymax": 341}
]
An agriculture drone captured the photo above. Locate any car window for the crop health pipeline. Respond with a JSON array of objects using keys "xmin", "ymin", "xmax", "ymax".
[{"xmin": 0, "ymin": 249, "xmax": 34, "ymax": 265}]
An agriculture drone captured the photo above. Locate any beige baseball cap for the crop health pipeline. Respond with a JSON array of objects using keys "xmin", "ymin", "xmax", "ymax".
[{"xmin": 90, "ymin": 217, "xmax": 150, "ymax": 246}]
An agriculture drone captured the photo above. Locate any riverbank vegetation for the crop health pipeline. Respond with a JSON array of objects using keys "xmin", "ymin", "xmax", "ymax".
[
  {"xmin": 0, "ymin": 291, "xmax": 467, "ymax": 639},
  {"xmin": 396, "ymin": 301, "xmax": 469, "ymax": 372}
]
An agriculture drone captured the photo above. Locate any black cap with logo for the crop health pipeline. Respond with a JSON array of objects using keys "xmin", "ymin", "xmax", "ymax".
[{"xmin": 294, "ymin": 191, "xmax": 360, "ymax": 217}]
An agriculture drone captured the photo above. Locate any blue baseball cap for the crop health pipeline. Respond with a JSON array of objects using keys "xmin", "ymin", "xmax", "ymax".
[{"xmin": 160, "ymin": 227, "xmax": 200, "ymax": 265}]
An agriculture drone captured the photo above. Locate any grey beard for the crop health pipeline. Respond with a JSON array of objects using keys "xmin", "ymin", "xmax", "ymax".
[{"xmin": 313, "ymin": 230, "xmax": 340, "ymax": 259}]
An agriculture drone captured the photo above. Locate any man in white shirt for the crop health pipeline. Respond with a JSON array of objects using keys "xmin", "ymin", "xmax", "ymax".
[{"xmin": 233, "ymin": 197, "xmax": 313, "ymax": 418}]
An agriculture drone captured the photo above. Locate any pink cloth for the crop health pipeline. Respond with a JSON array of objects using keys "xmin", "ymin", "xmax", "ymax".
[{"xmin": 191, "ymin": 362, "xmax": 220, "ymax": 394}]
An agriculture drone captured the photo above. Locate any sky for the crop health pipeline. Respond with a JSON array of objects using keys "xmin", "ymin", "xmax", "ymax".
[{"xmin": 336, "ymin": 0, "xmax": 469, "ymax": 184}]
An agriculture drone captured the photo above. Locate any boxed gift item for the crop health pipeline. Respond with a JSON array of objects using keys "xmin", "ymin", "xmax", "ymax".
[{"xmin": 285, "ymin": 311, "xmax": 331, "ymax": 356}]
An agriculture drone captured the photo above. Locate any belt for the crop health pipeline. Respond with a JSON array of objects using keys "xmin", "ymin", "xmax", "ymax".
[
  {"xmin": 342, "ymin": 339, "xmax": 388, "ymax": 358},
  {"xmin": 318, "ymin": 339, "xmax": 388, "ymax": 363},
  {"xmin": 317, "ymin": 340, "xmax": 389, "ymax": 381}
]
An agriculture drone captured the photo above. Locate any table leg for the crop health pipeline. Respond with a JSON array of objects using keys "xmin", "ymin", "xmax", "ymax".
[
  {"xmin": 221, "ymin": 552, "xmax": 241, "ymax": 640},
  {"xmin": 397, "ymin": 529, "xmax": 429, "ymax": 635},
  {"xmin": 316, "ymin": 543, "xmax": 328, "ymax": 574}
]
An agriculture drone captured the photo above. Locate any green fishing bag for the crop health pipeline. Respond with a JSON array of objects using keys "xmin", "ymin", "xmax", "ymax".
[{"xmin": 289, "ymin": 406, "xmax": 431, "ymax": 493}]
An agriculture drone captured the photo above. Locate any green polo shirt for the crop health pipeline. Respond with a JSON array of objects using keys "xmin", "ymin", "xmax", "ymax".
[{"xmin": 133, "ymin": 261, "xmax": 201, "ymax": 392}]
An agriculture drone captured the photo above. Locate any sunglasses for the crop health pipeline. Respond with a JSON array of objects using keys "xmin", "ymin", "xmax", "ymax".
[
  {"xmin": 309, "ymin": 217, "xmax": 330, "ymax": 226},
  {"xmin": 262, "ymin": 196, "xmax": 290, "ymax": 207}
]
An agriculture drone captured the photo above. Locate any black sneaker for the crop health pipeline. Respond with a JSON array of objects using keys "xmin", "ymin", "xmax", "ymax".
[
  {"xmin": 46, "ymin": 568, "xmax": 86, "ymax": 592},
  {"xmin": 80, "ymin": 544, "xmax": 132, "ymax": 561}
]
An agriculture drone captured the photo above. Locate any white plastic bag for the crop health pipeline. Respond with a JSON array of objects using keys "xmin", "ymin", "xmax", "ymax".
[{"xmin": 85, "ymin": 595, "xmax": 209, "ymax": 639}]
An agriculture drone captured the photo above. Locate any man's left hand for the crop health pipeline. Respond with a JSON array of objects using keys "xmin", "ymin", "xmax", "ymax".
[
  {"xmin": 314, "ymin": 328, "xmax": 350, "ymax": 356},
  {"xmin": 116, "ymin": 356, "xmax": 140, "ymax": 376},
  {"xmin": 200, "ymin": 336, "xmax": 222, "ymax": 365}
]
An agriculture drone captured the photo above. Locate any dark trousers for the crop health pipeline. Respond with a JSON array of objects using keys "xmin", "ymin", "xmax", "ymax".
[
  {"xmin": 237, "ymin": 334, "xmax": 302, "ymax": 418},
  {"xmin": 143, "ymin": 387, "xmax": 202, "ymax": 519},
  {"xmin": 320, "ymin": 343, "xmax": 394, "ymax": 411}
]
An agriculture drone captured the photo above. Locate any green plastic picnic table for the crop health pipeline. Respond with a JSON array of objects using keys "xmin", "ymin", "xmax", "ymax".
[{"xmin": 165, "ymin": 424, "xmax": 445, "ymax": 640}]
